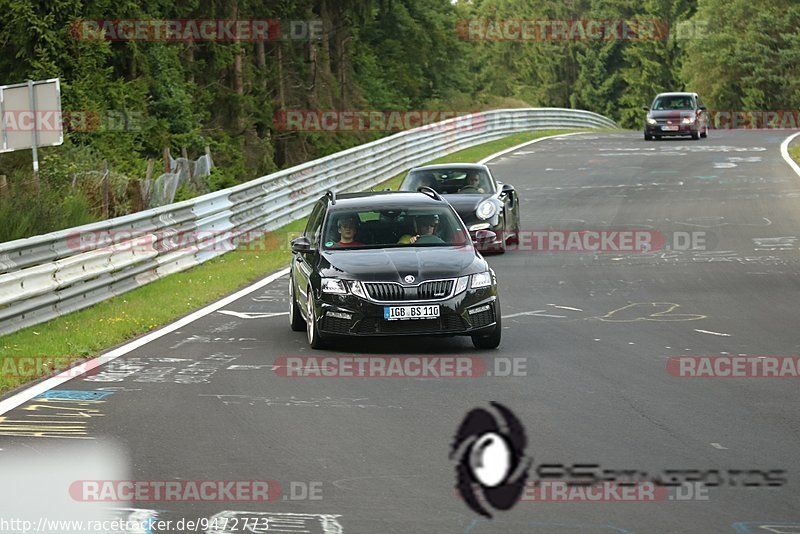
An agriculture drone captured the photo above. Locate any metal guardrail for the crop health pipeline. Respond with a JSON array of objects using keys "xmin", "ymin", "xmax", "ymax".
[{"xmin": 0, "ymin": 108, "xmax": 617, "ymax": 335}]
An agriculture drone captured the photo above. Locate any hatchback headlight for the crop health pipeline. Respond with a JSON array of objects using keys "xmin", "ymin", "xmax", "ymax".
[
  {"xmin": 321, "ymin": 278, "xmax": 347, "ymax": 294},
  {"xmin": 646, "ymin": 117, "xmax": 657, "ymax": 125},
  {"xmin": 681, "ymin": 116, "xmax": 695, "ymax": 124},
  {"xmin": 454, "ymin": 275, "xmax": 470, "ymax": 295},
  {"xmin": 471, "ymin": 271, "xmax": 492, "ymax": 289},
  {"xmin": 350, "ymin": 280, "xmax": 367, "ymax": 299},
  {"xmin": 476, "ymin": 200, "xmax": 497, "ymax": 220}
]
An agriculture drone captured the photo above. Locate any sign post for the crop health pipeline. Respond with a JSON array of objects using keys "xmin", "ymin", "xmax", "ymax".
[{"xmin": 0, "ymin": 78, "xmax": 63, "ymax": 191}]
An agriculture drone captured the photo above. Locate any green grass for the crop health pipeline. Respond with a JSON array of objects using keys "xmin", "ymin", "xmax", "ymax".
[
  {"xmin": 0, "ymin": 128, "xmax": 584, "ymax": 394},
  {"xmin": 790, "ymin": 142, "xmax": 800, "ymax": 167}
]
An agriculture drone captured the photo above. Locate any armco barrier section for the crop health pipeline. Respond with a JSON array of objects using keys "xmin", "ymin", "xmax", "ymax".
[{"xmin": 0, "ymin": 108, "xmax": 617, "ymax": 335}]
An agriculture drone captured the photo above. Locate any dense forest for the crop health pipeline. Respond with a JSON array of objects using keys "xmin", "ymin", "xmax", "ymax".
[{"xmin": 0, "ymin": 0, "xmax": 798, "ymax": 241}]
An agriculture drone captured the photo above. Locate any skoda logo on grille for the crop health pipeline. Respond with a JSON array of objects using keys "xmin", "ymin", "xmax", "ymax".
[{"xmin": 404, "ymin": 275, "xmax": 415, "ymax": 284}]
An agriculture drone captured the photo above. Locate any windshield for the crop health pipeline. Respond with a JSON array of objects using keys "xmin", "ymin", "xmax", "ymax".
[
  {"xmin": 321, "ymin": 206, "xmax": 469, "ymax": 249},
  {"xmin": 651, "ymin": 95, "xmax": 694, "ymax": 110},
  {"xmin": 402, "ymin": 168, "xmax": 494, "ymax": 194}
]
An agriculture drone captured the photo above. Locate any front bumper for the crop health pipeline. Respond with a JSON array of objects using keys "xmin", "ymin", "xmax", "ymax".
[
  {"xmin": 314, "ymin": 288, "xmax": 498, "ymax": 337},
  {"xmin": 468, "ymin": 221, "xmax": 507, "ymax": 252},
  {"xmin": 645, "ymin": 123, "xmax": 699, "ymax": 136}
]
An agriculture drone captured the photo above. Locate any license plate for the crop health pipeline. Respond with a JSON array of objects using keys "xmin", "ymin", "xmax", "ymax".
[
  {"xmin": 661, "ymin": 125, "xmax": 679, "ymax": 131},
  {"xmin": 384, "ymin": 305, "xmax": 440, "ymax": 320}
]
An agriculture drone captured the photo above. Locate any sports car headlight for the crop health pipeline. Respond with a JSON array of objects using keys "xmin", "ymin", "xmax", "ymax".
[
  {"xmin": 471, "ymin": 271, "xmax": 492, "ymax": 289},
  {"xmin": 681, "ymin": 116, "xmax": 695, "ymax": 124},
  {"xmin": 646, "ymin": 117, "xmax": 657, "ymax": 125},
  {"xmin": 476, "ymin": 200, "xmax": 497, "ymax": 221},
  {"xmin": 454, "ymin": 275, "xmax": 470, "ymax": 295},
  {"xmin": 349, "ymin": 280, "xmax": 367, "ymax": 299},
  {"xmin": 321, "ymin": 278, "xmax": 347, "ymax": 294}
]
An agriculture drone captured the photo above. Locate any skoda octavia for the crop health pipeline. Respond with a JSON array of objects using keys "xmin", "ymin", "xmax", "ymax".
[{"xmin": 288, "ymin": 189, "xmax": 501, "ymax": 350}]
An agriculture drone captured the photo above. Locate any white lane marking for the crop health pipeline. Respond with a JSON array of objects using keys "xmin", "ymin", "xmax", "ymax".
[
  {"xmin": 0, "ymin": 268, "xmax": 291, "ymax": 417},
  {"xmin": 711, "ymin": 443, "xmax": 728, "ymax": 450},
  {"xmin": 547, "ymin": 304, "xmax": 583, "ymax": 311},
  {"xmin": 503, "ymin": 310, "xmax": 567, "ymax": 319},
  {"xmin": 478, "ymin": 131, "xmax": 598, "ymax": 164},
  {"xmin": 780, "ymin": 131, "xmax": 800, "ymax": 178},
  {"xmin": 217, "ymin": 310, "xmax": 290, "ymax": 319},
  {"xmin": 504, "ymin": 310, "xmax": 545, "ymax": 317},
  {"xmin": 693, "ymin": 329, "xmax": 732, "ymax": 337}
]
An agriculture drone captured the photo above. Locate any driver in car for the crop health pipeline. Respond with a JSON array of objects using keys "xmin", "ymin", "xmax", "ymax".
[
  {"xmin": 460, "ymin": 170, "xmax": 486, "ymax": 193},
  {"xmin": 398, "ymin": 214, "xmax": 445, "ymax": 244}
]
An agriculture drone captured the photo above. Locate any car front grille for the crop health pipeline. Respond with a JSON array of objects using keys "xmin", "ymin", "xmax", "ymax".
[
  {"xmin": 355, "ymin": 314, "xmax": 466, "ymax": 334},
  {"xmin": 363, "ymin": 279, "xmax": 455, "ymax": 302}
]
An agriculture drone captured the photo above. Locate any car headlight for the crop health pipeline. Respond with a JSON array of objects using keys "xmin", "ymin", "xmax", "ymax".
[
  {"xmin": 681, "ymin": 116, "xmax": 695, "ymax": 124},
  {"xmin": 646, "ymin": 117, "xmax": 657, "ymax": 125},
  {"xmin": 476, "ymin": 200, "xmax": 497, "ymax": 220},
  {"xmin": 349, "ymin": 280, "xmax": 367, "ymax": 299},
  {"xmin": 471, "ymin": 271, "xmax": 492, "ymax": 289},
  {"xmin": 321, "ymin": 278, "xmax": 348, "ymax": 294},
  {"xmin": 454, "ymin": 275, "xmax": 469, "ymax": 295}
]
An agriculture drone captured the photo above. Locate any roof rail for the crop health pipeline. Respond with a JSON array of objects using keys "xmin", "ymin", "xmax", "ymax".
[
  {"xmin": 325, "ymin": 190, "xmax": 336, "ymax": 205},
  {"xmin": 417, "ymin": 186, "xmax": 443, "ymax": 201}
]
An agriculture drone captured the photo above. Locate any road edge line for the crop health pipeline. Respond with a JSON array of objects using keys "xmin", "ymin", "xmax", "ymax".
[
  {"xmin": 780, "ymin": 131, "xmax": 800, "ymax": 177},
  {"xmin": 0, "ymin": 267, "xmax": 290, "ymax": 416},
  {"xmin": 478, "ymin": 131, "xmax": 596, "ymax": 164}
]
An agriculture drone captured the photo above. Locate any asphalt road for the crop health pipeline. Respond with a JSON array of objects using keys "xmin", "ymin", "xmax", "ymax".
[{"xmin": 2, "ymin": 130, "xmax": 800, "ymax": 534}]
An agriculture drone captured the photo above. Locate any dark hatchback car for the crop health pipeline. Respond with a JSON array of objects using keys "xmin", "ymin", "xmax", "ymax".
[
  {"xmin": 643, "ymin": 92, "xmax": 710, "ymax": 140},
  {"xmin": 398, "ymin": 164, "xmax": 520, "ymax": 253},
  {"xmin": 289, "ymin": 190, "xmax": 502, "ymax": 350}
]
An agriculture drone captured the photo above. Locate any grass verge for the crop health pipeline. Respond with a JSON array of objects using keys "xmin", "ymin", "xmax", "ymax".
[
  {"xmin": 0, "ymin": 128, "xmax": 585, "ymax": 395},
  {"xmin": 790, "ymin": 141, "xmax": 800, "ymax": 167}
]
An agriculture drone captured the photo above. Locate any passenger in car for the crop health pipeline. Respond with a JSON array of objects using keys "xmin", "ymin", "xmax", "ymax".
[{"xmin": 335, "ymin": 216, "xmax": 365, "ymax": 247}]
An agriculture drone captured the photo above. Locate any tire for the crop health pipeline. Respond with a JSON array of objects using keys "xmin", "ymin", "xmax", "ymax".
[
  {"xmin": 472, "ymin": 302, "xmax": 502, "ymax": 350},
  {"xmin": 691, "ymin": 130, "xmax": 700, "ymax": 140},
  {"xmin": 289, "ymin": 275, "xmax": 305, "ymax": 331},
  {"xmin": 306, "ymin": 287, "xmax": 329, "ymax": 349},
  {"xmin": 644, "ymin": 132, "xmax": 653, "ymax": 141}
]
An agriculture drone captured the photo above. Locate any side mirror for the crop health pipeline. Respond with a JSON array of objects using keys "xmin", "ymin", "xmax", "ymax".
[
  {"xmin": 501, "ymin": 183, "xmax": 515, "ymax": 194},
  {"xmin": 642, "ymin": 106, "xmax": 650, "ymax": 112},
  {"xmin": 473, "ymin": 229, "xmax": 497, "ymax": 244},
  {"xmin": 699, "ymin": 105, "xmax": 707, "ymax": 111},
  {"xmin": 291, "ymin": 235, "xmax": 313, "ymax": 254}
]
